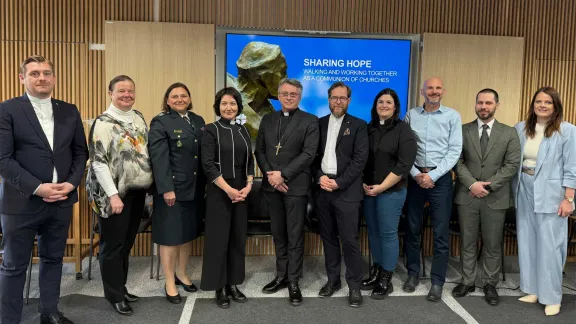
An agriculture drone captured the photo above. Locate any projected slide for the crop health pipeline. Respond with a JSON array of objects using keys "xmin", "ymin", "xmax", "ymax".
[{"xmin": 225, "ymin": 33, "xmax": 412, "ymax": 137}]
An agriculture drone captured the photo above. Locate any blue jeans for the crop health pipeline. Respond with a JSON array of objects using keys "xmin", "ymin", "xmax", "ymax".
[{"xmin": 363, "ymin": 188, "xmax": 407, "ymax": 271}]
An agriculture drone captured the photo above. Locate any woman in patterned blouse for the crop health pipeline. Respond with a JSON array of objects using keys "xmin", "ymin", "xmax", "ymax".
[{"xmin": 86, "ymin": 75, "xmax": 153, "ymax": 316}]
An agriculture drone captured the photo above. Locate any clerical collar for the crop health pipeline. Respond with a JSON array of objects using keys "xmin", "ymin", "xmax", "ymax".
[
  {"xmin": 219, "ymin": 117, "xmax": 236, "ymax": 125},
  {"xmin": 281, "ymin": 108, "xmax": 298, "ymax": 117},
  {"xmin": 27, "ymin": 93, "xmax": 51, "ymax": 105}
]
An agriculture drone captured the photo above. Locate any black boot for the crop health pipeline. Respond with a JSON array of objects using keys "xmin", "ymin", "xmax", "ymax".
[
  {"xmin": 361, "ymin": 264, "xmax": 382, "ymax": 290},
  {"xmin": 371, "ymin": 269, "xmax": 394, "ymax": 300}
]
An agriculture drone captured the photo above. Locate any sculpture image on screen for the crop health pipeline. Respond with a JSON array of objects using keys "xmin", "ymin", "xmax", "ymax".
[{"xmin": 227, "ymin": 41, "xmax": 288, "ymax": 138}]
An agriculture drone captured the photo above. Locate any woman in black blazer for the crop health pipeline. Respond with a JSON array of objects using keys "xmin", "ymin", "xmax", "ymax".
[
  {"xmin": 200, "ymin": 87, "xmax": 254, "ymax": 309},
  {"xmin": 148, "ymin": 82, "xmax": 206, "ymax": 304}
]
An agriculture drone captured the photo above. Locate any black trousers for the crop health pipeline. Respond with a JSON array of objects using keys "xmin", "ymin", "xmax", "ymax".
[
  {"xmin": 97, "ymin": 190, "xmax": 146, "ymax": 303},
  {"xmin": 315, "ymin": 190, "xmax": 363, "ymax": 289},
  {"xmin": 265, "ymin": 191, "xmax": 307, "ymax": 282},
  {"xmin": 201, "ymin": 175, "xmax": 247, "ymax": 291},
  {"xmin": 0, "ymin": 204, "xmax": 72, "ymax": 324}
]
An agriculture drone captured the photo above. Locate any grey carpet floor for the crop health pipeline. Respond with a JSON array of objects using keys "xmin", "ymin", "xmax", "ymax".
[
  {"xmin": 17, "ymin": 256, "xmax": 576, "ymax": 324},
  {"xmin": 191, "ymin": 296, "xmax": 467, "ymax": 324}
]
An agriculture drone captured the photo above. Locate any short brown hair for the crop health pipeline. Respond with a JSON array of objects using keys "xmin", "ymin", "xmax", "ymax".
[
  {"xmin": 328, "ymin": 81, "xmax": 352, "ymax": 98},
  {"xmin": 108, "ymin": 75, "xmax": 135, "ymax": 92},
  {"xmin": 20, "ymin": 55, "xmax": 54, "ymax": 74},
  {"xmin": 162, "ymin": 82, "xmax": 193, "ymax": 113}
]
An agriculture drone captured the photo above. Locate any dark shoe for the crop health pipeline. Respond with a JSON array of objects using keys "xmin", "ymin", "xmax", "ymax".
[
  {"xmin": 40, "ymin": 312, "xmax": 74, "ymax": 324},
  {"xmin": 216, "ymin": 288, "xmax": 230, "ymax": 309},
  {"xmin": 361, "ymin": 264, "xmax": 382, "ymax": 290},
  {"xmin": 427, "ymin": 284, "xmax": 443, "ymax": 302},
  {"xmin": 483, "ymin": 283, "xmax": 499, "ymax": 306},
  {"xmin": 402, "ymin": 276, "xmax": 419, "ymax": 292},
  {"xmin": 262, "ymin": 276, "xmax": 289, "ymax": 294},
  {"xmin": 226, "ymin": 285, "xmax": 247, "ymax": 303},
  {"xmin": 165, "ymin": 285, "xmax": 182, "ymax": 304},
  {"xmin": 318, "ymin": 281, "xmax": 342, "ymax": 297},
  {"xmin": 175, "ymin": 274, "xmax": 198, "ymax": 292},
  {"xmin": 452, "ymin": 283, "xmax": 475, "ymax": 297},
  {"xmin": 371, "ymin": 270, "xmax": 394, "ymax": 300},
  {"xmin": 288, "ymin": 281, "xmax": 303, "ymax": 306},
  {"xmin": 349, "ymin": 289, "xmax": 363, "ymax": 307},
  {"xmin": 111, "ymin": 301, "xmax": 133, "ymax": 316},
  {"xmin": 124, "ymin": 292, "xmax": 140, "ymax": 303}
]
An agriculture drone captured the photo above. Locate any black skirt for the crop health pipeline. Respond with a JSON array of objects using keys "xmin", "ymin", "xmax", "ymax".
[{"xmin": 151, "ymin": 196, "xmax": 204, "ymax": 246}]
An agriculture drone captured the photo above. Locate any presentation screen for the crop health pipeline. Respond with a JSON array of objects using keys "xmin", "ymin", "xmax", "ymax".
[{"xmin": 217, "ymin": 29, "xmax": 419, "ymax": 137}]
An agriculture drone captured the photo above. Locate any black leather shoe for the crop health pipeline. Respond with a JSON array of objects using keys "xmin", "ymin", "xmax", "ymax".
[
  {"xmin": 427, "ymin": 284, "xmax": 443, "ymax": 302},
  {"xmin": 361, "ymin": 264, "xmax": 382, "ymax": 290},
  {"xmin": 349, "ymin": 289, "xmax": 363, "ymax": 307},
  {"xmin": 262, "ymin": 276, "xmax": 289, "ymax": 294},
  {"xmin": 483, "ymin": 283, "xmax": 499, "ymax": 306},
  {"xmin": 452, "ymin": 283, "xmax": 475, "ymax": 297},
  {"xmin": 40, "ymin": 312, "xmax": 74, "ymax": 324},
  {"xmin": 124, "ymin": 292, "xmax": 140, "ymax": 302},
  {"xmin": 288, "ymin": 281, "xmax": 303, "ymax": 306},
  {"xmin": 402, "ymin": 276, "xmax": 419, "ymax": 292},
  {"xmin": 216, "ymin": 287, "xmax": 230, "ymax": 309},
  {"xmin": 226, "ymin": 284, "xmax": 247, "ymax": 303},
  {"xmin": 175, "ymin": 274, "xmax": 198, "ymax": 293},
  {"xmin": 318, "ymin": 281, "xmax": 341, "ymax": 297},
  {"xmin": 165, "ymin": 285, "xmax": 182, "ymax": 304},
  {"xmin": 371, "ymin": 270, "xmax": 394, "ymax": 300},
  {"xmin": 111, "ymin": 301, "xmax": 133, "ymax": 316}
]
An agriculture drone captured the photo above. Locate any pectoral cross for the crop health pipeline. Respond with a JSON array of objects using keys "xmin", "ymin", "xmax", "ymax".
[{"xmin": 275, "ymin": 142, "xmax": 282, "ymax": 155}]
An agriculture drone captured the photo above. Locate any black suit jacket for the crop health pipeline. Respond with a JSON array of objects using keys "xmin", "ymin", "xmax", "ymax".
[
  {"xmin": 255, "ymin": 109, "xmax": 319, "ymax": 196},
  {"xmin": 148, "ymin": 109, "xmax": 206, "ymax": 201},
  {"xmin": 0, "ymin": 94, "xmax": 88, "ymax": 214},
  {"xmin": 313, "ymin": 113, "xmax": 369, "ymax": 202}
]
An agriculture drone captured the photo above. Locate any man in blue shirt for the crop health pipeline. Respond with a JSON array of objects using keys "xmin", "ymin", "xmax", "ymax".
[{"xmin": 402, "ymin": 77, "xmax": 462, "ymax": 302}]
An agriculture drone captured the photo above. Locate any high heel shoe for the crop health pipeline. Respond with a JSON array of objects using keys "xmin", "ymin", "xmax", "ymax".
[
  {"xmin": 545, "ymin": 304, "xmax": 560, "ymax": 316},
  {"xmin": 518, "ymin": 294, "xmax": 538, "ymax": 303},
  {"xmin": 175, "ymin": 273, "xmax": 198, "ymax": 292},
  {"xmin": 165, "ymin": 285, "xmax": 182, "ymax": 304}
]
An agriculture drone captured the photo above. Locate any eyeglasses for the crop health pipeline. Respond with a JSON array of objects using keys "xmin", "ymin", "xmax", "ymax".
[
  {"xmin": 329, "ymin": 96, "xmax": 349, "ymax": 102},
  {"xmin": 279, "ymin": 92, "xmax": 301, "ymax": 98}
]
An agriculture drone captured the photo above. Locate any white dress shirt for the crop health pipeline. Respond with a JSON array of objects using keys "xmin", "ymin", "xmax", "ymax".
[
  {"xmin": 321, "ymin": 113, "xmax": 344, "ymax": 175},
  {"xmin": 477, "ymin": 118, "xmax": 495, "ymax": 137},
  {"xmin": 29, "ymin": 93, "xmax": 57, "ymax": 194}
]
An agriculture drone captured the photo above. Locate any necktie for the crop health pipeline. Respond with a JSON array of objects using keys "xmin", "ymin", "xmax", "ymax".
[
  {"xmin": 183, "ymin": 115, "xmax": 191, "ymax": 125},
  {"xmin": 480, "ymin": 124, "xmax": 489, "ymax": 156}
]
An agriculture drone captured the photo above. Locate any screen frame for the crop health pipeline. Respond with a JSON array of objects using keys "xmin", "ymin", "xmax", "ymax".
[{"xmin": 216, "ymin": 27, "xmax": 421, "ymax": 119}]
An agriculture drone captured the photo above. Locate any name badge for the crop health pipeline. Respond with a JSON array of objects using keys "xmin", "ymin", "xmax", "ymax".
[{"xmin": 173, "ymin": 130, "xmax": 183, "ymax": 133}]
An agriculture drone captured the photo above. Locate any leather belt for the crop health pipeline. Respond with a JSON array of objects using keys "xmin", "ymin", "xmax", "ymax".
[
  {"xmin": 415, "ymin": 166, "xmax": 437, "ymax": 173},
  {"xmin": 522, "ymin": 167, "xmax": 535, "ymax": 175}
]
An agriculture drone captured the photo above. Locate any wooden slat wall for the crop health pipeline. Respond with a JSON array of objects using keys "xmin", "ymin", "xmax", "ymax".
[{"xmin": 1, "ymin": 0, "xmax": 575, "ymax": 258}]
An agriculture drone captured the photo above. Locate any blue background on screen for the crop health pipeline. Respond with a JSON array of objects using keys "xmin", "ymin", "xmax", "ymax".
[{"xmin": 226, "ymin": 34, "xmax": 412, "ymax": 121}]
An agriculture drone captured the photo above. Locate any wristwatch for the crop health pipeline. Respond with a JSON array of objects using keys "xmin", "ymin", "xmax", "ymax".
[{"xmin": 565, "ymin": 196, "xmax": 574, "ymax": 203}]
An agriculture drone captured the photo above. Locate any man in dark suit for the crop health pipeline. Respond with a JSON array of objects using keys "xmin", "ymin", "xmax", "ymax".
[
  {"xmin": 255, "ymin": 78, "xmax": 319, "ymax": 306},
  {"xmin": 0, "ymin": 55, "xmax": 88, "ymax": 324},
  {"xmin": 313, "ymin": 82, "xmax": 368, "ymax": 307},
  {"xmin": 452, "ymin": 88, "xmax": 520, "ymax": 306}
]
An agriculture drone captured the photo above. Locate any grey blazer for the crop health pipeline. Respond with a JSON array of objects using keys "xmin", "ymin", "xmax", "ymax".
[{"xmin": 454, "ymin": 119, "xmax": 521, "ymax": 209}]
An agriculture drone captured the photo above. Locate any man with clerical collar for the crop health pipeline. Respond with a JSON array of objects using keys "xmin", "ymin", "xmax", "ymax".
[
  {"xmin": 255, "ymin": 78, "xmax": 319, "ymax": 306},
  {"xmin": 0, "ymin": 55, "xmax": 88, "ymax": 324}
]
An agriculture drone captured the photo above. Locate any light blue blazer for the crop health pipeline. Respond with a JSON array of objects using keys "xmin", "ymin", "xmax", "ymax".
[{"xmin": 513, "ymin": 121, "xmax": 576, "ymax": 214}]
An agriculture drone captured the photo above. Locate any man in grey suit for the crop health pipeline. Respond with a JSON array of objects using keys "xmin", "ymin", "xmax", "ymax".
[{"xmin": 452, "ymin": 88, "xmax": 520, "ymax": 306}]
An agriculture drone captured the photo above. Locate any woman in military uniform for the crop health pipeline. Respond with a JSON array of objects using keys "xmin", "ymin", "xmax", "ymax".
[
  {"xmin": 200, "ymin": 87, "xmax": 254, "ymax": 309},
  {"xmin": 148, "ymin": 82, "xmax": 206, "ymax": 304}
]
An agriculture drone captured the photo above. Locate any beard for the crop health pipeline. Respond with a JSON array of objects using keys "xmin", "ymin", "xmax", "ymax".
[
  {"xmin": 476, "ymin": 110, "xmax": 495, "ymax": 121},
  {"xmin": 329, "ymin": 105, "xmax": 347, "ymax": 118}
]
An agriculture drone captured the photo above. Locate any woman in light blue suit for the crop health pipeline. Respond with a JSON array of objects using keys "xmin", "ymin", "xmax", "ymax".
[{"xmin": 513, "ymin": 86, "xmax": 576, "ymax": 316}]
